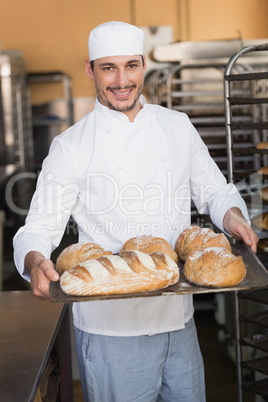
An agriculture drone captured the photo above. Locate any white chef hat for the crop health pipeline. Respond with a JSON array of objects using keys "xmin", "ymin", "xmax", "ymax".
[{"xmin": 88, "ymin": 21, "xmax": 144, "ymax": 61}]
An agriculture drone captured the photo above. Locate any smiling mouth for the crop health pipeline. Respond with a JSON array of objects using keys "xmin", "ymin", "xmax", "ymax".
[
  {"xmin": 113, "ymin": 90, "xmax": 131, "ymax": 95},
  {"xmin": 109, "ymin": 86, "xmax": 135, "ymax": 98}
]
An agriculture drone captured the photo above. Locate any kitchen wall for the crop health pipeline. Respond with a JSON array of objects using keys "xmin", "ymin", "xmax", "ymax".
[
  {"xmin": 0, "ymin": 0, "xmax": 267, "ymax": 104},
  {"xmin": 189, "ymin": 0, "xmax": 268, "ymax": 41}
]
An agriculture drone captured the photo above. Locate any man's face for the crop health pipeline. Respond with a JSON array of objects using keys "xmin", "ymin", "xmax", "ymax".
[{"xmin": 86, "ymin": 55, "xmax": 146, "ymax": 121}]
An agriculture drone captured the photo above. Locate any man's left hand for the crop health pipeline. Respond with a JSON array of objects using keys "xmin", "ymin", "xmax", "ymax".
[{"xmin": 223, "ymin": 207, "xmax": 259, "ymax": 253}]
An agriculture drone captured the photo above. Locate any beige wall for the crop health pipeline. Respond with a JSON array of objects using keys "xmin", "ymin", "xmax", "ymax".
[
  {"xmin": 188, "ymin": 0, "xmax": 268, "ymax": 41},
  {"xmin": 0, "ymin": 0, "xmax": 267, "ymax": 103}
]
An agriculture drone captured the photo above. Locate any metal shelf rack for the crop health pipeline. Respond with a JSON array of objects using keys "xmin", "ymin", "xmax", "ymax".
[{"xmin": 224, "ymin": 42, "xmax": 268, "ymax": 402}]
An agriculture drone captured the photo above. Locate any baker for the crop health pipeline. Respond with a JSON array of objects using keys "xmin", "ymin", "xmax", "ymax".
[{"xmin": 13, "ymin": 21, "xmax": 258, "ymax": 401}]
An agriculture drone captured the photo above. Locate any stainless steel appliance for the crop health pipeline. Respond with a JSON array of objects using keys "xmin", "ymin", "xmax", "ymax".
[
  {"xmin": 0, "ymin": 52, "xmax": 34, "ymax": 215},
  {"xmin": 0, "ymin": 52, "xmax": 34, "ymax": 172}
]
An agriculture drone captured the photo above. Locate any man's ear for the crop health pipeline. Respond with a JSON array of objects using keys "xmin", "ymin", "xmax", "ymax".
[
  {"xmin": 85, "ymin": 58, "xmax": 94, "ymax": 80},
  {"xmin": 142, "ymin": 54, "xmax": 147, "ymax": 72}
]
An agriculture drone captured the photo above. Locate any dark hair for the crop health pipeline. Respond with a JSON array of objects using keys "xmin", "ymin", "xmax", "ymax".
[{"xmin": 90, "ymin": 55, "xmax": 144, "ymax": 72}]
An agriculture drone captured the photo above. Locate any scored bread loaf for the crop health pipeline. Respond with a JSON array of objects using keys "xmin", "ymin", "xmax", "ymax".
[
  {"xmin": 251, "ymin": 212, "xmax": 268, "ymax": 230},
  {"xmin": 56, "ymin": 243, "xmax": 112, "ymax": 276},
  {"xmin": 183, "ymin": 247, "xmax": 246, "ymax": 287},
  {"xmin": 120, "ymin": 235, "xmax": 178, "ymax": 264},
  {"xmin": 175, "ymin": 225, "xmax": 231, "ymax": 262},
  {"xmin": 60, "ymin": 250, "xmax": 180, "ymax": 296}
]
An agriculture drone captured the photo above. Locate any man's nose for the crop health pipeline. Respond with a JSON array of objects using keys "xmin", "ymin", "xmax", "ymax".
[{"xmin": 115, "ymin": 69, "xmax": 128, "ymax": 87}]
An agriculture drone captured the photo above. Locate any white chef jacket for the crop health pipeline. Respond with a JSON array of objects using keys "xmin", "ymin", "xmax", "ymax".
[{"xmin": 13, "ymin": 95, "xmax": 249, "ymax": 336}]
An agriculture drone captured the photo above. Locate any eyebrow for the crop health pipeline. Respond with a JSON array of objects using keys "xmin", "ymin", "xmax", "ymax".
[{"xmin": 98, "ymin": 58, "xmax": 141, "ymax": 68}]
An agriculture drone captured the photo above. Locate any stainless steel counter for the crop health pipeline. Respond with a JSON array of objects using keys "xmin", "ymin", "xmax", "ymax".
[{"xmin": 0, "ymin": 290, "xmax": 73, "ymax": 401}]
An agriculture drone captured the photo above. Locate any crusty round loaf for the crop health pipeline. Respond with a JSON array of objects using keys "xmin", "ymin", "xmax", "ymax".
[
  {"xmin": 257, "ymin": 166, "xmax": 268, "ymax": 175},
  {"xmin": 256, "ymin": 141, "xmax": 268, "ymax": 149},
  {"xmin": 251, "ymin": 212, "xmax": 268, "ymax": 230},
  {"xmin": 260, "ymin": 187, "xmax": 268, "ymax": 201},
  {"xmin": 60, "ymin": 250, "xmax": 180, "ymax": 296},
  {"xmin": 56, "ymin": 243, "xmax": 112, "ymax": 275},
  {"xmin": 120, "ymin": 235, "xmax": 178, "ymax": 264},
  {"xmin": 183, "ymin": 247, "xmax": 246, "ymax": 287},
  {"xmin": 175, "ymin": 225, "xmax": 231, "ymax": 262}
]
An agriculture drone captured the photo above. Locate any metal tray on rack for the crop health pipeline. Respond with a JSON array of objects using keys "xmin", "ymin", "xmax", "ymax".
[
  {"xmin": 49, "ymin": 242, "xmax": 268, "ymax": 303},
  {"xmin": 232, "ymin": 171, "xmax": 267, "ymax": 180},
  {"xmin": 232, "ymin": 147, "xmax": 268, "ymax": 156}
]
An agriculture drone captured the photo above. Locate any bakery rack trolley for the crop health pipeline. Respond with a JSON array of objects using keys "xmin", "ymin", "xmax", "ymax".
[{"xmin": 224, "ymin": 42, "xmax": 268, "ymax": 402}]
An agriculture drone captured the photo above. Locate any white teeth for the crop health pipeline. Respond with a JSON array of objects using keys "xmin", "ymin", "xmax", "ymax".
[{"xmin": 113, "ymin": 90, "xmax": 130, "ymax": 95}]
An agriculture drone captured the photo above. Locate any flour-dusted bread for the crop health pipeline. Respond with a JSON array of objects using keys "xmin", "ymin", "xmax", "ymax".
[
  {"xmin": 251, "ymin": 212, "xmax": 268, "ymax": 230},
  {"xmin": 60, "ymin": 250, "xmax": 180, "ymax": 296},
  {"xmin": 183, "ymin": 247, "xmax": 246, "ymax": 287},
  {"xmin": 56, "ymin": 243, "xmax": 112, "ymax": 276},
  {"xmin": 120, "ymin": 235, "xmax": 178, "ymax": 264},
  {"xmin": 175, "ymin": 225, "xmax": 231, "ymax": 262}
]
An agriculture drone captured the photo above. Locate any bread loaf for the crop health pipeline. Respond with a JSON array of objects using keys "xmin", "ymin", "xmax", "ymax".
[
  {"xmin": 257, "ymin": 238, "xmax": 268, "ymax": 252},
  {"xmin": 175, "ymin": 225, "xmax": 231, "ymax": 262},
  {"xmin": 257, "ymin": 166, "xmax": 268, "ymax": 175},
  {"xmin": 256, "ymin": 141, "xmax": 268, "ymax": 149},
  {"xmin": 260, "ymin": 187, "xmax": 268, "ymax": 201},
  {"xmin": 60, "ymin": 250, "xmax": 180, "ymax": 296},
  {"xmin": 120, "ymin": 235, "xmax": 178, "ymax": 263},
  {"xmin": 56, "ymin": 243, "xmax": 112, "ymax": 276},
  {"xmin": 251, "ymin": 213, "xmax": 268, "ymax": 230},
  {"xmin": 183, "ymin": 247, "xmax": 246, "ymax": 287}
]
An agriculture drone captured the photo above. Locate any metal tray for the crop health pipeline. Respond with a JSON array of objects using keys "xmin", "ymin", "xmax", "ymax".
[
  {"xmin": 49, "ymin": 242, "xmax": 268, "ymax": 303},
  {"xmin": 232, "ymin": 147, "xmax": 268, "ymax": 156}
]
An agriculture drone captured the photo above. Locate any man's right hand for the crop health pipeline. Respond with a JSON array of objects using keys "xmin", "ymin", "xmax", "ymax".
[{"xmin": 24, "ymin": 251, "xmax": 59, "ymax": 302}]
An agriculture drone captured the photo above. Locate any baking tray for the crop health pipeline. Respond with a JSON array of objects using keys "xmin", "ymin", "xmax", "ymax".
[
  {"xmin": 49, "ymin": 242, "xmax": 268, "ymax": 303},
  {"xmin": 232, "ymin": 147, "xmax": 268, "ymax": 156}
]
